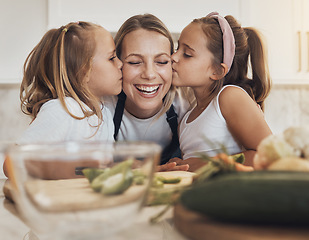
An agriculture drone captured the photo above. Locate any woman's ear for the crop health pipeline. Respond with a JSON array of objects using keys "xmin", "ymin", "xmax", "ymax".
[{"xmin": 210, "ymin": 63, "xmax": 229, "ymax": 80}]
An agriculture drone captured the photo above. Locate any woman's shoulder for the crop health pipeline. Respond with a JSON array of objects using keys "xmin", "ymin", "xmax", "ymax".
[{"xmin": 173, "ymin": 88, "xmax": 191, "ymax": 121}]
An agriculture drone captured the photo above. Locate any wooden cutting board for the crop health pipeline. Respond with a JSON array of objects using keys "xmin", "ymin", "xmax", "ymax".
[
  {"xmin": 3, "ymin": 171, "xmax": 195, "ymax": 211},
  {"xmin": 174, "ymin": 203, "xmax": 309, "ymax": 240}
]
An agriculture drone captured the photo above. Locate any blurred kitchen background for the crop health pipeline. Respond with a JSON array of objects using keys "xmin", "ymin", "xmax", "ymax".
[{"xmin": 1, "ymin": 0, "xmax": 309, "ymax": 144}]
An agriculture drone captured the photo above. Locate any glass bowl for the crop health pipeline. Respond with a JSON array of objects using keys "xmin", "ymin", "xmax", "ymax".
[{"xmin": 7, "ymin": 141, "xmax": 161, "ymax": 240}]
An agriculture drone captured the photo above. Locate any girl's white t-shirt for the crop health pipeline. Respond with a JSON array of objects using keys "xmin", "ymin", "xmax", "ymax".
[
  {"xmin": 105, "ymin": 89, "xmax": 190, "ymax": 150},
  {"xmin": 179, "ymin": 85, "xmax": 244, "ymax": 160},
  {"xmin": 18, "ymin": 97, "xmax": 114, "ymax": 144}
]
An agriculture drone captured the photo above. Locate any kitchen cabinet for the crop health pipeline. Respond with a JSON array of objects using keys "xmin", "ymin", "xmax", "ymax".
[
  {"xmin": 47, "ymin": 0, "xmax": 241, "ymax": 33},
  {"xmin": 2, "ymin": 0, "xmax": 309, "ymax": 85},
  {"xmin": 294, "ymin": 0, "xmax": 309, "ymax": 78},
  {"xmin": 241, "ymin": 0, "xmax": 309, "ymax": 84}
]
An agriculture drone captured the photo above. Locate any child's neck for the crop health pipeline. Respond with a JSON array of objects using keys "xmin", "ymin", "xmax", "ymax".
[{"xmin": 186, "ymin": 90, "xmax": 213, "ymax": 123}]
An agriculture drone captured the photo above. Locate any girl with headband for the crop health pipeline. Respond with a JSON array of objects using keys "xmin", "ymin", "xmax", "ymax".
[{"xmin": 169, "ymin": 12, "xmax": 272, "ymax": 171}]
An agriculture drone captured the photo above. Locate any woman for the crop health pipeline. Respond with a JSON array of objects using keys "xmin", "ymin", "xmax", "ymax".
[{"xmin": 107, "ymin": 14, "xmax": 190, "ymax": 171}]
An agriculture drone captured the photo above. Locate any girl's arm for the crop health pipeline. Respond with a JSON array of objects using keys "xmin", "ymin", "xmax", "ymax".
[{"xmin": 219, "ymin": 86, "xmax": 272, "ymax": 167}]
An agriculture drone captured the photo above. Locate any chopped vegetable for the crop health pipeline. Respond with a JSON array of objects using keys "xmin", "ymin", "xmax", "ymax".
[{"xmin": 82, "ymin": 168, "xmax": 106, "ymax": 183}]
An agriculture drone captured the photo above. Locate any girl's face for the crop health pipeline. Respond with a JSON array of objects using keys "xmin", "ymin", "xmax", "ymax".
[
  {"xmin": 172, "ymin": 23, "xmax": 216, "ymax": 89},
  {"xmin": 87, "ymin": 28, "xmax": 123, "ymax": 98},
  {"xmin": 120, "ymin": 29, "xmax": 172, "ymax": 119}
]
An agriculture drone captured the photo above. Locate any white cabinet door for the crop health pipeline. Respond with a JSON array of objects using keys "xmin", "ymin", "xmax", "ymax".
[
  {"xmin": 47, "ymin": 0, "xmax": 242, "ymax": 33},
  {"xmin": 297, "ymin": 0, "xmax": 309, "ymax": 78},
  {"xmin": 240, "ymin": 0, "xmax": 298, "ymax": 84}
]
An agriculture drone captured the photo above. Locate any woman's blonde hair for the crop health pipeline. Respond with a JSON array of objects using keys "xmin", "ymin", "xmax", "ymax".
[
  {"xmin": 21, "ymin": 21, "xmax": 104, "ymax": 125},
  {"xmin": 192, "ymin": 15, "xmax": 272, "ymax": 111},
  {"xmin": 114, "ymin": 13, "xmax": 176, "ymax": 115}
]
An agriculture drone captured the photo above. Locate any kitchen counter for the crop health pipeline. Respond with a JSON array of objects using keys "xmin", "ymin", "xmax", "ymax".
[{"xmin": 0, "ymin": 178, "xmax": 188, "ymax": 240}]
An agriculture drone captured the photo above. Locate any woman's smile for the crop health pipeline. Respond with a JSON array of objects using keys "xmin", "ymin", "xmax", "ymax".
[{"xmin": 134, "ymin": 84, "xmax": 162, "ymax": 96}]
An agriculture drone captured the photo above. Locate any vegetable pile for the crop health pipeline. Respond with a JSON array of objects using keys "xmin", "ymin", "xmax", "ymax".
[
  {"xmin": 82, "ymin": 158, "xmax": 182, "ymax": 196},
  {"xmin": 254, "ymin": 126, "xmax": 309, "ymax": 171},
  {"xmin": 179, "ymin": 127, "xmax": 309, "ymax": 224}
]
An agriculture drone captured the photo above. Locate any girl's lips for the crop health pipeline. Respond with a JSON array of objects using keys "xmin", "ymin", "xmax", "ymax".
[{"xmin": 134, "ymin": 84, "xmax": 162, "ymax": 97}]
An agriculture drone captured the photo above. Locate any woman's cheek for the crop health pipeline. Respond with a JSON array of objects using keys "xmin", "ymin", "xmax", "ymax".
[
  {"xmin": 158, "ymin": 66, "xmax": 172, "ymax": 83},
  {"xmin": 122, "ymin": 67, "xmax": 138, "ymax": 83}
]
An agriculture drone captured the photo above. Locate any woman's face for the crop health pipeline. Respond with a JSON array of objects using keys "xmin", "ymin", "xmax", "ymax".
[{"xmin": 120, "ymin": 29, "xmax": 172, "ymax": 119}]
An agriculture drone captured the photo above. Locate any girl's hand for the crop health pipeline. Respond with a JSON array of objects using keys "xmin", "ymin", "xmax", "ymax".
[
  {"xmin": 213, "ymin": 153, "xmax": 254, "ymax": 172},
  {"xmin": 156, "ymin": 158, "xmax": 189, "ymax": 172}
]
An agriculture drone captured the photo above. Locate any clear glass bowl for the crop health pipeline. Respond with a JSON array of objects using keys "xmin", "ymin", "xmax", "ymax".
[{"xmin": 7, "ymin": 141, "xmax": 161, "ymax": 240}]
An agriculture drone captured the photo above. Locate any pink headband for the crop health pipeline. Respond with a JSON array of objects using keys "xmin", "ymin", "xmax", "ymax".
[{"xmin": 206, "ymin": 12, "xmax": 235, "ymax": 72}]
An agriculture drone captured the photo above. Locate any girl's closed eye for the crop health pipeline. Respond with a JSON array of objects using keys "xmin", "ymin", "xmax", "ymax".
[
  {"xmin": 183, "ymin": 52, "xmax": 192, "ymax": 58},
  {"xmin": 109, "ymin": 55, "xmax": 116, "ymax": 61}
]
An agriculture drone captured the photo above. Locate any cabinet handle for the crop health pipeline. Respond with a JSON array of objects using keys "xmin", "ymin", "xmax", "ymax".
[
  {"xmin": 298, "ymin": 31, "xmax": 301, "ymax": 72},
  {"xmin": 307, "ymin": 32, "xmax": 309, "ymax": 72}
]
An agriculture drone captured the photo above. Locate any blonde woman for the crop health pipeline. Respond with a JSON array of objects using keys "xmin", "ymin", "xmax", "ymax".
[{"xmin": 109, "ymin": 14, "xmax": 190, "ymax": 171}]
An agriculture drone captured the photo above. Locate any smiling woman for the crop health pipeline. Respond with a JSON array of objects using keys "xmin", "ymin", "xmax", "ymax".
[{"xmin": 105, "ymin": 14, "xmax": 191, "ymax": 170}]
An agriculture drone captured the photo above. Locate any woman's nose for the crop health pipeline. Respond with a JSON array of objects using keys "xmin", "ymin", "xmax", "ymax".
[{"xmin": 141, "ymin": 63, "xmax": 156, "ymax": 80}]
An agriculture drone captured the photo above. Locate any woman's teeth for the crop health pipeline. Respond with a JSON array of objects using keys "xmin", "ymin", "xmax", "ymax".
[{"xmin": 135, "ymin": 85, "xmax": 160, "ymax": 94}]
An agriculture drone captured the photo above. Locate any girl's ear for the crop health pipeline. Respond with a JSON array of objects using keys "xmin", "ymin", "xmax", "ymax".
[
  {"xmin": 210, "ymin": 63, "xmax": 229, "ymax": 80},
  {"xmin": 83, "ymin": 68, "xmax": 92, "ymax": 83}
]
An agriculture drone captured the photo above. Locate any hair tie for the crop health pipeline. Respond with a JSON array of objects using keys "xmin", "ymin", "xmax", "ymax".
[
  {"xmin": 206, "ymin": 12, "xmax": 235, "ymax": 72},
  {"xmin": 62, "ymin": 27, "xmax": 68, "ymax": 33}
]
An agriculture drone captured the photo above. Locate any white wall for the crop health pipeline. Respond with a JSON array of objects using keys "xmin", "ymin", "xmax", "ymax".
[
  {"xmin": 0, "ymin": 0, "xmax": 47, "ymax": 84},
  {"xmin": 0, "ymin": 0, "xmax": 242, "ymax": 84}
]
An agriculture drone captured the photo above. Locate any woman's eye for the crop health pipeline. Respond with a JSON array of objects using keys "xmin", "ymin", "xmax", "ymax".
[
  {"xmin": 128, "ymin": 61, "xmax": 141, "ymax": 65},
  {"xmin": 156, "ymin": 61, "xmax": 169, "ymax": 65}
]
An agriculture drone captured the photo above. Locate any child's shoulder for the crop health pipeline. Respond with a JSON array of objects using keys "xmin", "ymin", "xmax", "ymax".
[
  {"xmin": 219, "ymin": 85, "xmax": 248, "ymax": 101},
  {"xmin": 218, "ymin": 85, "xmax": 254, "ymax": 115},
  {"xmin": 40, "ymin": 97, "xmax": 84, "ymax": 116}
]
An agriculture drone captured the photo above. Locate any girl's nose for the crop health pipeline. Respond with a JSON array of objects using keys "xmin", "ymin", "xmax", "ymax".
[
  {"xmin": 171, "ymin": 52, "xmax": 178, "ymax": 63},
  {"xmin": 116, "ymin": 57, "xmax": 123, "ymax": 70}
]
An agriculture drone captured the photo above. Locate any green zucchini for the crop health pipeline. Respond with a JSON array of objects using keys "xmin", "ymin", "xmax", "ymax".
[
  {"xmin": 101, "ymin": 169, "xmax": 133, "ymax": 195},
  {"xmin": 181, "ymin": 171, "xmax": 309, "ymax": 224},
  {"xmin": 82, "ymin": 168, "xmax": 106, "ymax": 183},
  {"xmin": 91, "ymin": 158, "xmax": 133, "ymax": 192}
]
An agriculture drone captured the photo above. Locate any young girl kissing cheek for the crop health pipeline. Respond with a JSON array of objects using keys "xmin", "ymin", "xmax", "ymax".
[
  {"xmin": 87, "ymin": 27, "xmax": 123, "ymax": 98},
  {"xmin": 172, "ymin": 23, "xmax": 221, "ymax": 97},
  {"xmin": 120, "ymin": 29, "xmax": 172, "ymax": 119}
]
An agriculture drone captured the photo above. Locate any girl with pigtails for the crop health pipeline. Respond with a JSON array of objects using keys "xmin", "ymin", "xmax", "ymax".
[
  {"xmin": 169, "ymin": 12, "xmax": 272, "ymax": 171},
  {"xmin": 3, "ymin": 21, "xmax": 123, "ymax": 178},
  {"xmin": 17, "ymin": 21, "xmax": 123, "ymax": 144}
]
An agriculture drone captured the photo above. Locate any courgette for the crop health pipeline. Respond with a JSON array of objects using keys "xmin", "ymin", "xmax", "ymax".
[
  {"xmin": 91, "ymin": 158, "xmax": 133, "ymax": 192},
  {"xmin": 101, "ymin": 170, "xmax": 133, "ymax": 195},
  {"xmin": 181, "ymin": 171, "xmax": 309, "ymax": 224},
  {"xmin": 82, "ymin": 168, "xmax": 106, "ymax": 183}
]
